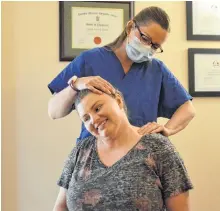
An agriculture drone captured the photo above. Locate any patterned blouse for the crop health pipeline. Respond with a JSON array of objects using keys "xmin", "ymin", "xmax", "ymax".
[{"xmin": 57, "ymin": 134, "xmax": 193, "ymax": 211}]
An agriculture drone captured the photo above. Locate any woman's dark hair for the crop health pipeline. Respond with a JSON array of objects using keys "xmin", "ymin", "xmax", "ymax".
[{"xmin": 106, "ymin": 6, "xmax": 170, "ymax": 50}]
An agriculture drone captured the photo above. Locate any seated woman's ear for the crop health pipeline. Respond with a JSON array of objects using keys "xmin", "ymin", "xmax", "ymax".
[{"xmin": 115, "ymin": 93, "xmax": 124, "ymax": 110}]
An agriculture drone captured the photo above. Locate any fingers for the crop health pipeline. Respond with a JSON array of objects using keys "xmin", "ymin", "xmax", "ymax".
[
  {"xmin": 138, "ymin": 122, "xmax": 164, "ymax": 135},
  {"xmin": 150, "ymin": 126, "xmax": 164, "ymax": 134},
  {"xmin": 142, "ymin": 125, "xmax": 158, "ymax": 135},
  {"xmin": 138, "ymin": 122, "xmax": 157, "ymax": 134},
  {"xmin": 80, "ymin": 76, "xmax": 115, "ymax": 95},
  {"xmin": 97, "ymin": 76, "xmax": 115, "ymax": 93},
  {"xmin": 93, "ymin": 79, "xmax": 112, "ymax": 94},
  {"xmin": 138, "ymin": 123, "xmax": 151, "ymax": 133},
  {"xmin": 87, "ymin": 78, "xmax": 112, "ymax": 95},
  {"xmin": 87, "ymin": 86, "xmax": 103, "ymax": 95}
]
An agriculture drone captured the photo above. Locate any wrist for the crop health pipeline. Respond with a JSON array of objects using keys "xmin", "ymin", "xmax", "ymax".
[
  {"xmin": 68, "ymin": 76, "xmax": 79, "ymax": 92},
  {"xmin": 163, "ymin": 125, "xmax": 175, "ymax": 137}
]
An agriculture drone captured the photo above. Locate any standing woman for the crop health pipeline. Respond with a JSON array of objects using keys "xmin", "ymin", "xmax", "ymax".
[{"xmin": 48, "ymin": 6, "xmax": 195, "ymax": 142}]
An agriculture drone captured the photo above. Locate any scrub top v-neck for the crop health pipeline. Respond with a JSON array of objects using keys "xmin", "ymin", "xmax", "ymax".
[{"xmin": 48, "ymin": 47, "xmax": 192, "ymax": 142}]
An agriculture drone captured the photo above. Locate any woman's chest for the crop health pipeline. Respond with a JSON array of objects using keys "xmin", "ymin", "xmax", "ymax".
[{"xmin": 66, "ymin": 158, "xmax": 164, "ymax": 211}]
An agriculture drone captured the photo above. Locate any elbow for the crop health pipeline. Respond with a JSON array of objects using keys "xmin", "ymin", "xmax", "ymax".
[
  {"xmin": 191, "ymin": 110, "xmax": 196, "ymax": 119},
  {"xmin": 53, "ymin": 204, "xmax": 67, "ymax": 211},
  {"xmin": 189, "ymin": 108, "xmax": 196, "ymax": 121},
  {"xmin": 48, "ymin": 110, "xmax": 57, "ymax": 120},
  {"xmin": 190, "ymin": 104, "xmax": 196, "ymax": 120},
  {"xmin": 186, "ymin": 100, "xmax": 196, "ymax": 121},
  {"xmin": 48, "ymin": 93, "xmax": 73, "ymax": 120},
  {"xmin": 48, "ymin": 99, "xmax": 57, "ymax": 120},
  {"xmin": 48, "ymin": 99, "xmax": 69, "ymax": 120}
]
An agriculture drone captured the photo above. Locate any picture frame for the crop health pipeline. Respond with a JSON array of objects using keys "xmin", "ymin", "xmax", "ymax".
[
  {"xmin": 186, "ymin": 1, "xmax": 220, "ymax": 40},
  {"xmin": 59, "ymin": 1, "xmax": 134, "ymax": 61},
  {"xmin": 188, "ymin": 48, "xmax": 220, "ymax": 97}
]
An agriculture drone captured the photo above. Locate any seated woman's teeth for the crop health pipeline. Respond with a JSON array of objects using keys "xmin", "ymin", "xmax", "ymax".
[{"xmin": 99, "ymin": 119, "xmax": 107, "ymax": 130}]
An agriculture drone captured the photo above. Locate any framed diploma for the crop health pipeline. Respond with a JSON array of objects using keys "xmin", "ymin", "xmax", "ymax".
[
  {"xmin": 59, "ymin": 1, "xmax": 134, "ymax": 61},
  {"xmin": 188, "ymin": 48, "xmax": 220, "ymax": 97},
  {"xmin": 186, "ymin": 1, "xmax": 220, "ymax": 40}
]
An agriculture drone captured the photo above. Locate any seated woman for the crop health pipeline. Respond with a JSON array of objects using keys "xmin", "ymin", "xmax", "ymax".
[{"xmin": 53, "ymin": 89, "xmax": 193, "ymax": 211}]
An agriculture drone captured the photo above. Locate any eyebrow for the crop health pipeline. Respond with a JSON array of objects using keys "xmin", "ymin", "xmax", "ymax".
[
  {"xmin": 92, "ymin": 100, "xmax": 103, "ymax": 109},
  {"xmin": 142, "ymin": 31, "xmax": 152, "ymax": 40},
  {"xmin": 145, "ymin": 34, "xmax": 160, "ymax": 46},
  {"xmin": 140, "ymin": 31, "xmax": 160, "ymax": 46}
]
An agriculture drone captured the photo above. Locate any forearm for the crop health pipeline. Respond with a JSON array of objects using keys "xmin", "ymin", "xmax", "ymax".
[
  {"xmin": 166, "ymin": 192, "xmax": 190, "ymax": 211},
  {"xmin": 53, "ymin": 187, "xmax": 68, "ymax": 211},
  {"xmin": 53, "ymin": 205, "xmax": 68, "ymax": 211},
  {"xmin": 165, "ymin": 101, "xmax": 195, "ymax": 136},
  {"xmin": 48, "ymin": 86, "xmax": 77, "ymax": 119}
]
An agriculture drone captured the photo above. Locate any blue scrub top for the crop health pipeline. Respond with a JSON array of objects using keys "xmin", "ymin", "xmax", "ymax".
[{"xmin": 48, "ymin": 47, "xmax": 192, "ymax": 142}]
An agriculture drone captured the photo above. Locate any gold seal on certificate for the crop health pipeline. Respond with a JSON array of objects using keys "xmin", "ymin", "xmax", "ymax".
[
  {"xmin": 71, "ymin": 7, "xmax": 124, "ymax": 49},
  {"xmin": 94, "ymin": 37, "xmax": 102, "ymax": 45}
]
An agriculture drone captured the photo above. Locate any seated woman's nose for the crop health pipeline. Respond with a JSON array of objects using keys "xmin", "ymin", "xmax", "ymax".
[{"xmin": 91, "ymin": 114, "xmax": 99, "ymax": 125}]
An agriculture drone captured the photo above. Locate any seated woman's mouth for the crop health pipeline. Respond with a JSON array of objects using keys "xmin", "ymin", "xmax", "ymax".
[{"xmin": 98, "ymin": 119, "xmax": 108, "ymax": 131}]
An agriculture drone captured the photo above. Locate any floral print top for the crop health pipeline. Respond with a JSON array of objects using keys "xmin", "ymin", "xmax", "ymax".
[{"xmin": 57, "ymin": 134, "xmax": 193, "ymax": 211}]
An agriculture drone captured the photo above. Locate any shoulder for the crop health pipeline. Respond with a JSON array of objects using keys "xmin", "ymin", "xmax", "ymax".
[
  {"xmin": 140, "ymin": 134, "xmax": 175, "ymax": 154},
  {"xmin": 64, "ymin": 136, "xmax": 96, "ymax": 165},
  {"xmin": 150, "ymin": 58, "xmax": 163, "ymax": 68},
  {"xmin": 150, "ymin": 58, "xmax": 171, "ymax": 74},
  {"xmin": 70, "ymin": 48, "xmax": 103, "ymax": 63},
  {"xmin": 80, "ymin": 47, "xmax": 108, "ymax": 60},
  {"xmin": 76, "ymin": 135, "xmax": 96, "ymax": 150},
  {"xmin": 151, "ymin": 58, "xmax": 162, "ymax": 66},
  {"xmin": 144, "ymin": 59, "xmax": 170, "ymax": 77},
  {"xmin": 66, "ymin": 136, "xmax": 96, "ymax": 160},
  {"xmin": 73, "ymin": 47, "xmax": 111, "ymax": 68}
]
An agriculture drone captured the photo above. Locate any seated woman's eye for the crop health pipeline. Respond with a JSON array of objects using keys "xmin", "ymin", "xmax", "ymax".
[
  {"xmin": 95, "ymin": 105, "xmax": 102, "ymax": 112},
  {"xmin": 84, "ymin": 116, "xmax": 90, "ymax": 122}
]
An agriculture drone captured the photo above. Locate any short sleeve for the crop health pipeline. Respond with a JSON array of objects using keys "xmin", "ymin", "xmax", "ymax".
[
  {"xmin": 158, "ymin": 61, "xmax": 192, "ymax": 119},
  {"xmin": 48, "ymin": 53, "xmax": 85, "ymax": 94},
  {"xmin": 57, "ymin": 147, "xmax": 78, "ymax": 189},
  {"xmin": 156, "ymin": 136, "xmax": 193, "ymax": 200}
]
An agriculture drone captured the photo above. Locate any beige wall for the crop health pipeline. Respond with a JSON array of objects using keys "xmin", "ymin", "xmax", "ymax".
[{"xmin": 2, "ymin": 1, "xmax": 220, "ymax": 211}]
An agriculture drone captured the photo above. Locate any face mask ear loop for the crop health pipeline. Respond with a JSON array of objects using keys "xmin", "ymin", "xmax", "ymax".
[
  {"xmin": 126, "ymin": 22, "xmax": 136, "ymax": 45},
  {"xmin": 126, "ymin": 28, "xmax": 130, "ymax": 45},
  {"xmin": 127, "ymin": 35, "xmax": 130, "ymax": 45}
]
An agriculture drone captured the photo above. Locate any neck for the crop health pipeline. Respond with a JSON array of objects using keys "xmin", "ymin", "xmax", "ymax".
[
  {"xmin": 97, "ymin": 121, "xmax": 141, "ymax": 150},
  {"xmin": 114, "ymin": 40, "xmax": 133, "ymax": 70}
]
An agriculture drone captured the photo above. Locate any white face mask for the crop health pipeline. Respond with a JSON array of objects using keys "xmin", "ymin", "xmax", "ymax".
[{"xmin": 125, "ymin": 36, "xmax": 155, "ymax": 63}]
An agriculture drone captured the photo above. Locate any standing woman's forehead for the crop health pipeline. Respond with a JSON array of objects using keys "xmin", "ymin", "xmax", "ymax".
[{"xmin": 140, "ymin": 22, "xmax": 168, "ymax": 44}]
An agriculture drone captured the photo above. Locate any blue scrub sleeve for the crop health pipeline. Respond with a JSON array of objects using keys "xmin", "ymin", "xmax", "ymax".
[
  {"xmin": 48, "ymin": 54, "xmax": 85, "ymax": 94},
  {"xmin": 158, "ymin": 61, "xmax": 192, "ymax": 119}
]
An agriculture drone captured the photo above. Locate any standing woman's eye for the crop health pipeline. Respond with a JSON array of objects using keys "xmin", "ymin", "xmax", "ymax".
[
  {"xmin": 141, "ymin": 36, "xmax": 152, "ymax": 45},
  {"xmin": 151, "ymin": 44, "xmax": 160, "ymax": 50}
]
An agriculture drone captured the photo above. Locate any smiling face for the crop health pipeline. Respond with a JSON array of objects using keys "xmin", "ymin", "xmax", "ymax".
[{"xmin": 76, "ymin": 91, "xmax": 128, "ymax": 139}]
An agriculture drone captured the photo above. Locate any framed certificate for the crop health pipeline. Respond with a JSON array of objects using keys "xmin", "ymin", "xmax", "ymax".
[
  {"xmin": 59, "ymin": 1, "xmax": 134, "ymax": 61},
  {"xmin": 186, "ymin": 1, "xmax": 220, "ymax": 40},
  {"xmin": 188, "ymin": 48, "xmax": 220, "ymax": 97}
]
